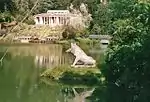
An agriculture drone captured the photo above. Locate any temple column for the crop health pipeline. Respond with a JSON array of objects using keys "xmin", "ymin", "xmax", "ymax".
[
  {"xmin": 49, "ymin": 17, "xmax": 51, "ymax": 25},
  {"xmin": 56, "ymin": 17, "xmax": 59, "ymax": 25},
  {"xmin": 51, "ymin": 17, "xmax": 53, "ymax": 26},
  {"xmin": 34, "ymin": 17, "xmax": 39, "ymax": 24},
  {"xmin": 39, "ymin": 17, "xmax": 43, "ymax": 24}
]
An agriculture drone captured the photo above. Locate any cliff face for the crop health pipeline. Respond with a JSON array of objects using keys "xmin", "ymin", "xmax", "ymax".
[{"xmin": 68, "ymin": 3, "xmax": 92, "ymax": 31}]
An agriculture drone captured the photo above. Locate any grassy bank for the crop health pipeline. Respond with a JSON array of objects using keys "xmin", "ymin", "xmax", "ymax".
[{"xmin": 41, "ymin": 66, "xmax": 105, "ymax": 86}]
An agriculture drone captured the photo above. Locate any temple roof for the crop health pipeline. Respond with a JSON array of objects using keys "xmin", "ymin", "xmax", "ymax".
[
  {"xmin": 34, "ymin": 13, "xmax": 70, "ymax": 17},
  {"xmin": 34, "ymin": 10, "xmax": 71, "ymax": 17}
]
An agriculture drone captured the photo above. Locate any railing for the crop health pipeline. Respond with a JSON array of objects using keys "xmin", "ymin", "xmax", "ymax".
[
  {"xmin": 13, "ymin": 35, "xmax": 61, "ymax": 43},
  {"xmin": 89, "ymin": 35, "xmax": 112, "ymax": 40}
]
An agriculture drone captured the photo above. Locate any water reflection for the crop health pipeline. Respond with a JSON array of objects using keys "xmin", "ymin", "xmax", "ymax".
[
  {"xmin": 0, "ymin": 44, "xmax": 101, "ymax": 102},
  {"xmin": 0, "ymin": 50, "xmax": 94, "ymax": 102},
  {"xmin": 34, "ymin": 54, "xmax": 70, "ymax": 68},
  {"xmin": 67, "ymin": 88, "xmax": 94, "ymax": 102},
  {"xmin": 6, "ymin": 44, "xmax": 73, "ymax": 68}
]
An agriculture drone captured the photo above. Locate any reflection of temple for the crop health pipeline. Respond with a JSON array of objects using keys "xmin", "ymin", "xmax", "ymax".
[
  {"xmin": 33, "ymin": 45, "xmax": 73, "ymax": 68},
  {"xmin": 8, "ymin": 44, "xmax": 73, "ymax": 68},
  {"xmin": 34, "ymin": 54, "xmax": 71, "ymax": 68}
]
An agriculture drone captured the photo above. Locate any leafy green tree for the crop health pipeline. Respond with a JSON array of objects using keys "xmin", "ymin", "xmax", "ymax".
[
  {"xmin": 90, "ymin": 1, "xmax": 150, "ymax": 102},
  {"xmin": 90, "ymin": 4, "xmax": 111, "ymax": 35},
  {"xmin": 0, "ymin": 0, "xmax": 16, "ymax": 12}
]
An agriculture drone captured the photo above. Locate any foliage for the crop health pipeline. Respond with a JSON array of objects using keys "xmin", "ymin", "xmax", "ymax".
[
  {"xmin": 0, "ymin": 12, "xmax": 14, "ymax": 22},
  {"xmin": 1, "ymin": 0, "xmax": 150, "ymax": 101},
  {"xmin": 62, "ymin": 26, "xmax": 76, "ymax": 39},
  {"xmin": 37, "ymin": 0, "xmax": 72, "ymax": 12},
  {"xmin": 0, "ymin": 0, "xmax": 95, "ymax": 24},
  {"xmin": 60, "ymin": 71, "xmax": 101, "ymax": 85},
  {"xmin": 90, "ymin": 4, "xmax": 111, "ymax": 35},
  {"xmin": 90, "ymin": 1, "xmax": 150, "ymax": 102},
  {"xmin": 96, "ymin": 36, "xmax": 150, "ymax": 102},
  {"xmin": 41, "ymin": 66, "xmax": 102, "ymax": 85},
  {"xmin": 0, "ymin": 0, "xmax": 16, "ymax": 12},
  {"xmin": 77, "ymin": 37, "xmax": 93, "ymax": 45},
  {"xmin": 110, "ymin": 1, "xmax": 150, "ymax": 47},
  {"xmin": 0, "ymin": 0, "xmax": 104, "ymax": 27}
]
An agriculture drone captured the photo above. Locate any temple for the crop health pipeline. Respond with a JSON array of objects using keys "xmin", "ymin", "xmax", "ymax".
[{"xmin": 34, "ymin": 10, "xmax": 70, "ymax": 27}]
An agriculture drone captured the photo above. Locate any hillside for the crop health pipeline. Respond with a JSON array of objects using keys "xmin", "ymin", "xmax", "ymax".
[{"xmin": 3, "ymin": 23, "xmax": 64, "ymax": 40}]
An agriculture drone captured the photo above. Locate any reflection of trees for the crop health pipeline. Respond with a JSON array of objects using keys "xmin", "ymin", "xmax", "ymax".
[
  {"xmin": 2, "ymin": 44, "xmax": 100, "ymax": 68},
  {"xmin": 26, "ymin": 83, "xmax": 66, "ymax": 102},
  {"xmin": 0, "ymin": 56, "xmax": 39, "ymax": 102},
  {"xmin": 0, "ymin": 51, "xmax": 12, "ymax": 68},
  {"xmin": 0, "ymin": 56, "xmax": 66, "ymax": 102},
  {"xmin": 33, "ymin": 46, "xmax": 72, "ymax": 68},
  {"xmin": 0, "ymin": 51, "xmax": 12, "ymax": 61},
  {"xmin": 0, "ymin": 48, "xmax": 95, "ymax": 102},
  {"xmin": 8, "ymin": 44, "xmax": 62, "ymax": 56},
  {"xmin": 6, "ymin": 44, "xmax": 73, "ymax": 68}
]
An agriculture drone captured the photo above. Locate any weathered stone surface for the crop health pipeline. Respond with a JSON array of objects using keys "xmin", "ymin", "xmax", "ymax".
[{"xmin": 66, "ymin": 42, "xmax": 96, "ymax": 67}]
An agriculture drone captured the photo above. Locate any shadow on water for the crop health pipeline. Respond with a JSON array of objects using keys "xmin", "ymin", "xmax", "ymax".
[{"xmin": 0, "ymin": 43, "xmax": 103, "ymax": 102}]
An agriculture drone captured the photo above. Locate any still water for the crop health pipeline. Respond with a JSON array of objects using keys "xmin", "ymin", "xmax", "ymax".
[{"xmin": 0, "ymin": 44, "xmax": 102, "ymax": 102}]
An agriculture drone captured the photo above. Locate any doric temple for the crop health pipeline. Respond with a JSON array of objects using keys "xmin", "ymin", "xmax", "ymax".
[{"xmin": 34, "ymin": 10, "xmax": 70, "ymax": 27}]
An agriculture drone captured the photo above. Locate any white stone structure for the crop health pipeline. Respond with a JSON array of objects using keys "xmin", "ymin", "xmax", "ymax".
[
  {"xmin": 66, "ymin": 42, "xmax": 96, "ymax": 67},
  {"xmin": 34, "ymin": 10, "xmax": 70, "ymax": 27},
  {"xmin": 34, "ymin": 4, "xmax": 92, "ymax": 29}
]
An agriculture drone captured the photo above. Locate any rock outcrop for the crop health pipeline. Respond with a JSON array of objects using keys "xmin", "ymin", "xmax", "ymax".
[{"xmin": 68, "ymin": 3, "xmax": 92, "ymax": 31}]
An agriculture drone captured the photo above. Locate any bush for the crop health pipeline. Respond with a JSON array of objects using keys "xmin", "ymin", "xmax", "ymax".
[
  {"xmin": 0, "ymin": 12, "xmax": 14, "ymax": 22},
  {"xmin": 41, "ymin": 66, "xmax": 102, "ymax": 85},
  {"xmin": 60, "ymin": 71, "xmax": 100, "ymax": 85},
  {"xmin": 62, "ymin": 26, "xmax": 76, "ymax": 39}
]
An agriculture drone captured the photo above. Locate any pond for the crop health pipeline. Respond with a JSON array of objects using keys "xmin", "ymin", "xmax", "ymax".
[{"xmin": 0, "ymin": 43, "xmax": 103, "ymax": 102}]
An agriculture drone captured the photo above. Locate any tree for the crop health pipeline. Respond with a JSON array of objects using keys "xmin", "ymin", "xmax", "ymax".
[
  {"xmin": 89, "ymin": 0, "xmax": 113, "ymax": 35},
  {"xmin": 90, "ymin": 1, "xmax": 150, "ymax": 102},
  {"xmin": 0, "ymin": 0, "xmax": 16, "ymax": 12},
  {"xmin": 62, "ymin": 25, "xmax": 76, "ymax": 39}
]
